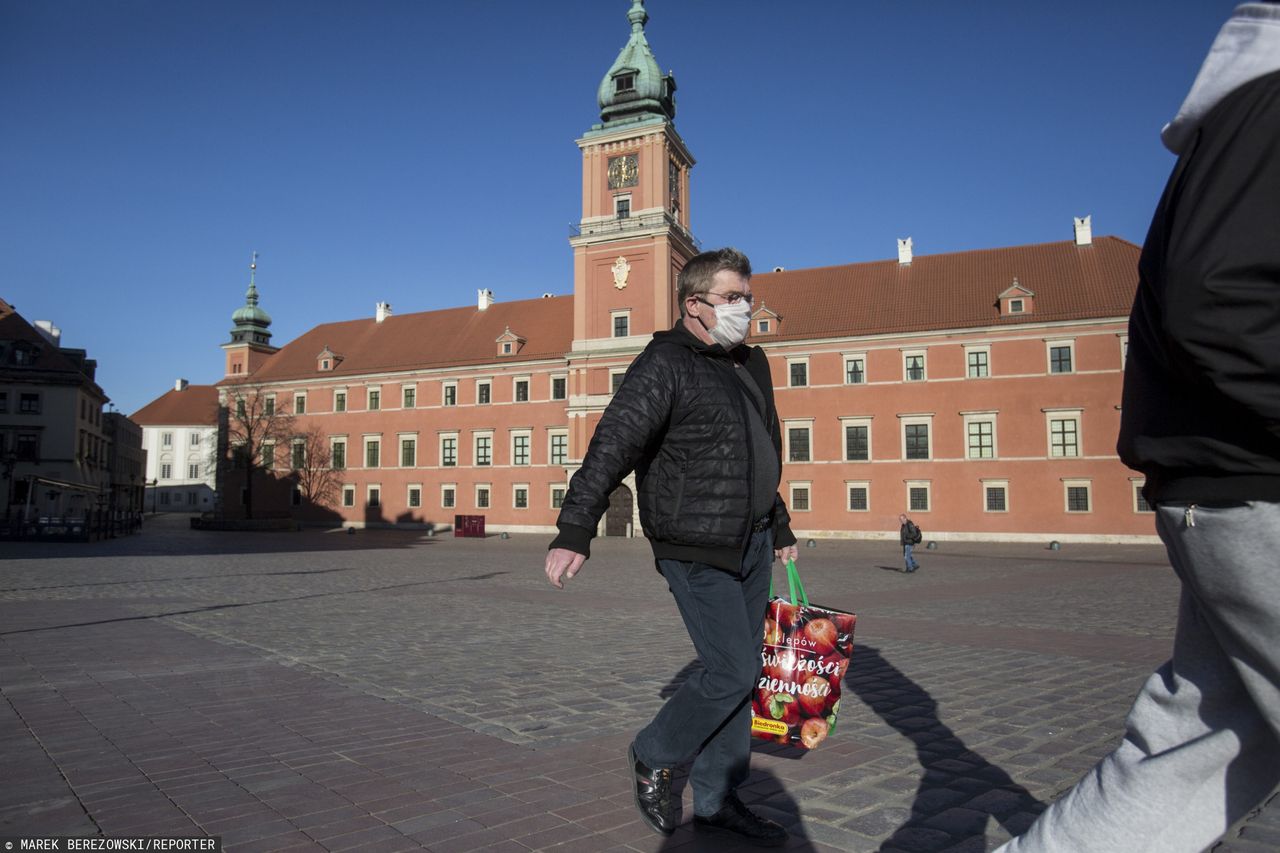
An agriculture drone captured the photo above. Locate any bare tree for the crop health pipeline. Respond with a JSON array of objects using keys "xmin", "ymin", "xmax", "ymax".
[
  {"xmin": 292, "ymin": 425, "xmax": 341, "ymax": 510},
  {"xmin": 215, "ymin": 383, "xmax": 297, "ymax": 519}
]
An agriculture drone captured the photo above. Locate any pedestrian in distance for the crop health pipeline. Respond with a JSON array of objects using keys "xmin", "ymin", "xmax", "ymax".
[
  {"xmin": 899, "ymin": 513, "xmax": 921, "ymax": 573},
  {"xmin": 997, "ymin": 4, "xmax": 1280, "ymax": 851},
  {"xmin": 543, "ymin": 247, "xmax": 798, "ymax": 847}
]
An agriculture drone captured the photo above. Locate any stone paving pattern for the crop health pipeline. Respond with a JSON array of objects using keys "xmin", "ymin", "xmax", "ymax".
[{"xmin": 1, "ymin": 515, "xmax": 1276, "ymax": 852}]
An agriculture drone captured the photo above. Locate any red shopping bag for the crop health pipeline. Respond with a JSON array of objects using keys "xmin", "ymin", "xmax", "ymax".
[{"xmin": 751, "ymin": 559, "xmax": 856, "ymax": 750}]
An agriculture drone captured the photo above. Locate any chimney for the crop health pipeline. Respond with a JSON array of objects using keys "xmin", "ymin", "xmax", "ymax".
[
  {"xmin": 478, "ymin": 288, "xmax": 495, "ymax": 310},
  {"xmin": 175, "ymin": 378, "xmax": 189, "ymax": 392},
  {"xmin": 773, "ymin": 266, "xmax": 785, "ymax": 273},
  {"xmin": 375, "ymin": 302, "xmax": 392, "ymax": 323},
  {"xmin": 34, "ymin": 320, "xmax": 61, "ymax": 345},
  {"xmin": 1074, "ymin": 215, "xmax": 1093, "ymax": 246},
  {"xmin": 897, "ymin": 237, "xmax": 913, "ymax": 265}
]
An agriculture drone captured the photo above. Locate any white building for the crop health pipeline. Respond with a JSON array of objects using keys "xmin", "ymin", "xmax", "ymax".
[{"xmin": 132, "ymin": 379, "xmax": 219, "ymax": 513}]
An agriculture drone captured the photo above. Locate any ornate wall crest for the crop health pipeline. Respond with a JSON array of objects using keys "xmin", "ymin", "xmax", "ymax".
[{"xmin": 612, "ymin": 256, "xmax": 631, "ymax": 290}]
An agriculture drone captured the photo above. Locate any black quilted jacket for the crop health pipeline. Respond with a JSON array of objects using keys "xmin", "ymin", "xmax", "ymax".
[{"xmin": 550, "ymin": 321, "xmax": 796, "ymax": 573}]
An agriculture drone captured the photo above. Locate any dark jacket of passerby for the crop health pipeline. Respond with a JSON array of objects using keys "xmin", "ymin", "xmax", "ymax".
[
  {"xmin": 899, "ymin": 520, "xmax": 920, "ymax": 547},
  {"xmin": 1118, "ymin": 68, "xmax": 1280, "ymax": 503},
  {"xmin": 551, "ymin": 321, "xmax": 797, "ymax": 573}
]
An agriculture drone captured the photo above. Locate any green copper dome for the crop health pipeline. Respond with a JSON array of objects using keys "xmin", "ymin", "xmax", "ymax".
[
  {"xmin": 597, "ymin": 0, "xmax": 676, "ymax": 126},
  {"xmin": 229, "ymin": 260, "xmax": 273, "ymax": 347}
]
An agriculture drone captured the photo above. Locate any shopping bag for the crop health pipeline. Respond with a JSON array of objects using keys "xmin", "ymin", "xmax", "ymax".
[{"xmin": 750, "ymin": 559, "xmax": 856, "ymax": 750}]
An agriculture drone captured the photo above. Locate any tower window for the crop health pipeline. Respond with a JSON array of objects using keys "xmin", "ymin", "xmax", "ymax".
[
  {"xmin": 615, "ymin": 196, "xmax": 631, "ymax": 219},
  {"xmin": 615, "ymin": 73, "xmax": 636, "ymax": 93}
]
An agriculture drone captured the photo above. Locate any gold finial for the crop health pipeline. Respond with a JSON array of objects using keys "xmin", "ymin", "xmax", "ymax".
[{"xmin": 249, "ymin": 251, "xmax": 259, "ymax": 283}]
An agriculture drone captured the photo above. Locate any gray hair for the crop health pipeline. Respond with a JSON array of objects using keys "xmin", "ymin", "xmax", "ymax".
[{"xmin": 676, "ymin": 247, "xmax": 752, "ymax": 316}]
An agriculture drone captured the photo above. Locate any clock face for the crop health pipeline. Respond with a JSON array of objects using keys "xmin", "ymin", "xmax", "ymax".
[{"xmin": 607, "ymin": 154, "xmax": 639, "ymax": 189}]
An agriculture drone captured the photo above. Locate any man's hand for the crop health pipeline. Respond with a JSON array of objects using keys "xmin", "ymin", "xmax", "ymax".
[
  {"xmin": 774, "ymin": 544, "xmax": 798, "ymax": 564},
  {"xmin": 545, "ymin": 548, "xmax": 587, "ymax": 589}
]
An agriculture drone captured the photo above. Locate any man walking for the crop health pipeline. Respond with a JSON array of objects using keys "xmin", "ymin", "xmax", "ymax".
[
  {"xmin": 899, "ymin": 514, "xmax": 921, "ymax": 573},
  {"xmin": 545, "ymin": 247, "xmax": 797, "ymax": 846},
  {"xmin": 998, "ymin": 5, "xmax": 1280, "ymax": 851}
]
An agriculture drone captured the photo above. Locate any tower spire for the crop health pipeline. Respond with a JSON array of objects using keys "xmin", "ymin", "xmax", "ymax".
[{"xmin": 597, "ymin": 0, "xmax": 676, "ymax": 127}]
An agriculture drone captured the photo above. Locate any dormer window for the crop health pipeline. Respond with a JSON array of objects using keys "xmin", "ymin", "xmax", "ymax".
[
  {"xmin": 502, "ymin": 342, "xmax": 513, "ymax": 355},
  {"xmin": 496, "ymin": 326, "xmax": 526, "ymax": 357},
  {"xmin": 997, "ymin": 279, "xmax": 1035, "ymax": 317},
  {"xmin": 757, "ymin": 319, "xmax": 770, "ymax": 334},
  {"xmin": 615, "ymin": 73, "xmax": 636, "ymax": 93},
  {"xmin": 1009, "ymin": 299, "xmax": 1024, "ymax": 314},
  {"xmin": 316, "ymin": 346, "xmax": 341, "ymax": 372}
]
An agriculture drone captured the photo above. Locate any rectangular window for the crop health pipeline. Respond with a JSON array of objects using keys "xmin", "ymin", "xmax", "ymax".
[
  {"xmin": 1050, "ymin": 418, "xmax": 1080, "ymax": 457},
  {"xmin": 985, "ymin": 486, "xmax": 1007, "ymax": 512},
  {"xmin": 514, "ymin": 379, "xmax": 529, "ymax": 402},
  {"xmin": 331, "ymin": 440, "xmax": 346, "ymax": 469},
  {"xmin": 847, "ymin": 484, "xmax": 869, "ymax": 512},
  {"xmin": 789, "ymin": 361, "xmax": 808, "ymax": 388},
  {"xmin": 967, "ymin": 421, "xmax": 994, "ymax": 459},
  {"xmin": 334, "ymin": 390, "xmax": 347, "ymax": 412},
  {"xmin": 475, "ymin": 434, "xmax": 492, "ymax": 466},
  {"xmin": 408, "ymin": 486, "xmax": 421, "ymax": 508},
  {"xmin": 291, "ymin": 442, "xmax": 305, "ymax": 469},
  {"xmin": 611, "ymin": 371, "xmax": 626, "ymax": 394},
  {"xmin": 403, "ymin": 386, "xmax": 416, "ymax": 408},
  {"xmin": 550, "ymin": 432, "xmax": 568, "ymax": 466},
  {"xmin": 613, "ymin": 314, "xmax": 629, "ymax": 338},
  {"xmin": 189, "ymin": 432, "xmax": 200, "ymax": 446},
  {"xmin": 188, "ymin": 463, "xmax": 200, "ymax": 479},
  {"xmin": 909, "ymin": 485, "xmax": 930, "ymax": 512},
  {"xmin": 160, "ymin": 463, "xmax": 172, "ymax": 479},
  {"xmin": 441, "ymin": 435, "xmax": 457, "ymax": 467},
  {"xmin": 790, "ymin": 484, "xmax": 810, "ymax": 512},
  {"xmin": 261, "ymin": 442, "xmax": 276, "ymax": 469},
  {"xmin": 476, "ymin": 486, "xmax": 490, "ymax": 509},
  {"xmin": 368, "ymin": 486, "xmax": 381, "ymax": 508},
  {"xmin": 615, "ymin": 196, "xmax": 631, "ymax": 219},
  {"xmin": 368, "ymin": 389, "xmax": 381, "ymax": 411},
  {"xmin": 442, "ymin": 486, "xmax": 456, "ymax": 509},
  {"xmin": 551, "ymin": 376, "xmax": 567, "ymax": 400},
  {"xmin": 236, "ymin": 399, "xmax": 246, "ymax": 419},
  {"xmin": 844, "ymin": 357, "xmax": 865, "ymax": 385},
  {"xmin": 1050, "ymin": 344, "xmax": 1074, "ymax": 374},
  {"xmin": 15, "ymin": 434, "xmax": 38, "ymax": 461},
  {"xmin": 1135, "ymin": 484, "xmax": 1154, "ymax": 513},
  {"xmin": 342, "ymin": 485, "xmax": 355, "ymax": 507},
  {"xmin": 1067, "ymin": 484, "xmax": 1091, "ymax": 512},
  {"xmin": 365, "ymin": 438, "xmax": 380, "ymax": 468},
  {"xmin": 477, "ymin": 381, "xmax": 491, "ymax": 405},
  {"xmin": 514, "ymin": 486, "xmax": 528, "ymax": 509},
  {"xmin": 264, "ymin": 396, "xmax": 275, "ymax": 416},
  {"xmin": 513, "ymin": 434, "xmax": 530, "ymax": 466},
  {"xmin": 443, "ymin": 383, "xmax": 457, "ymax": 406},
  {"xmin": 161, "ymin": 432, "xmax": 173, "ymax": 448},
  {"xmin": 905, "ymin": 423, "xmax": 930, "ymax": 460},
  {"xmin": 904, "ymin": 353, "xmax": 926, "ymax": 382},
  {"xmin": 967, "ymin": 349, "xmax": 990, "ymax": 378},
  {"xmin": 294, "ymin": 394, "xmax": 306, "ymax": 415},
  {"xmin": 787, "ymin": 426, "xmax": 811, "ymax": 462},
  {"xmin": 400, "ymin": 438, "xmax": 416, "ymax": 467},
  {"xmin": 551, "ymin": 486, "xmax": 566, "ymax": 509},
  {"xmin": 844, "ymin": 424, "xmax": 869, "ymax": 461}
]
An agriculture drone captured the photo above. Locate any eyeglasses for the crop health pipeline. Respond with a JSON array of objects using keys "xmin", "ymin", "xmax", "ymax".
[{"xmin": 695, "ymin": 290, "xmax": 753, "ymax": 306}]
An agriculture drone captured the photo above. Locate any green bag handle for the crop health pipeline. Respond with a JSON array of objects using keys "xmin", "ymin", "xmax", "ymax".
[{"xmin": 769, "ymin": 558, "xmax": 810, "ymax": 608}]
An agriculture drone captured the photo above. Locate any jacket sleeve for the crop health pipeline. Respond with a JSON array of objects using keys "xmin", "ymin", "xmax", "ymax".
[
  {"xmin": 1162, "ymin": 86, "xmax": 1280, "ymax": 437},
  {"xmin": 770, "ymin": 492, "xmax": 796, "ymax": 549},
  {"xmin": 549, "ymin": 346, "xmax": 677, "ymax": 556}
]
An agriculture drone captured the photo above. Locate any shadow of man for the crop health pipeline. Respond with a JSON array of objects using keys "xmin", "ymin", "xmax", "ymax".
[
  {"xmin": 656, "ymin": 767, "xmax": 822, "ymax": 852},
  {"xmin": 846, "ymin": 644, "xmax": 1045, "ymax": 852}
]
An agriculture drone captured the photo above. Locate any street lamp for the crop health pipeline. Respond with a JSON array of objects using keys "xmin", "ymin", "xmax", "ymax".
[{"xmin": 149, "ymin": 478, "xmax": 158, "ymax": 515}]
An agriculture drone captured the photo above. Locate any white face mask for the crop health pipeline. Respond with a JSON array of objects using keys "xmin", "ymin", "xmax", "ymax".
[{"xmin": 707, "ymin": 299, "xmax": 752, "ymax": 349}]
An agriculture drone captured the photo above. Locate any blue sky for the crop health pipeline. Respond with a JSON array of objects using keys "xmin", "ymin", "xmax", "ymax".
[{"xmin": 1, "ymin": 0, "xmax": 1239, "ymax": 415}]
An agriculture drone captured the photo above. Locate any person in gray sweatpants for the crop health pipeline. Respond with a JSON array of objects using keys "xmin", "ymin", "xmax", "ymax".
[{"xmin": 998, "ymin": 5, "xmax": 1280, "ymax": 851}]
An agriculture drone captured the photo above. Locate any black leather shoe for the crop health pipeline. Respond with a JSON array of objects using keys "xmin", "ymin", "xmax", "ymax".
[
  {"xmin": 693, "ymin": 792, "xmax": 787, "ymax": 847},
  {"xmin": 628, "ymin": 742, "xmax": 675, "ymax": 836}
]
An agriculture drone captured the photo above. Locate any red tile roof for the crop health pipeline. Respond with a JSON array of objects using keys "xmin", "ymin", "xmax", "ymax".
[
  {"xmin": 234, "ymin": 295, "xmax": 575, "ymax": 384},
  {"xmin": 750, "ymin": 236, "xmax": 1140, "ymax": 341},
  {"xmin": 131, "ymin": 385, "xmax": 220, "ymax": 425}
]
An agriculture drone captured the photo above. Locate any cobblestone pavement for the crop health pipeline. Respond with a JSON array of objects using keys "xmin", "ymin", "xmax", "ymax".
[{"xmin": 1, "ymin": 514, "xmax": 1276, "ymax": 852}]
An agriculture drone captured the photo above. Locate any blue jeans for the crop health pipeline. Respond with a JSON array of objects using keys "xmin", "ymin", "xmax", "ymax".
[
  {"xmin": 633, "ymin": 529, "xmax": 774, "ymax": 817},
  {"xmin": 904, "ymin": 543, "xmax": 919, "ymax": 570}
]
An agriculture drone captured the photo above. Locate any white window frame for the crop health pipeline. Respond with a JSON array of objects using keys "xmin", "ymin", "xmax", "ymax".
[
  {"xmin": 1045, "ymin": 409, "xmax": 1083, "ymax": 458},
  {"xmin": 906, "ymin": 480, "xmax": 932, "ymax": 513},
  {"xmin": 513, "ymin": 483, "xmax": 529, "ymax": 510},
  {"xmin": 1064, "ymin": 479, "xmax": 1093, "ymax": 513},
  {"xmin": 363, "ymin": 435, "xmax": 381, "ymax": 469},
  {"xmin": 962, "ymin": 411, "xmax": 998, "ymax": 460},
  {"xmin": 784, "ymin": 419, "xmax": 814, "ymax": 463},
  {"xmin": 407, "ymin": 484, "xmax": 422, "ymax": 509},
  {"xmin": 442, "ymin": 381, "xmax": 458, "ymax": 407},
  {"xmin": 614, "ymin": 193, "xmax": 632, "ymax": 218},
  {"xmin": 900, "ymin": 414, "xmax": 934, "ymax": 461},
  {"xmin": 1047, "ymin": 339, "xmax": 1076, "ymax": 375},
  {"xmin": 846, "ymin": 480, "xmax": 870, "ymax": 513},
  {"xmin": 510, "ymin": 429, "xmax": 532, "ymax": 466},
  {"xmin": 512, "ymin": 375, "xmax": 531, "ymax": 403},
  {"xmin": 548, "ymin": 429, "xmax": 569, "ymax": 467},
  {"xmin": 1119, "ymin": 335, "xmax": 1129, "ymax": 369},
  {"xmin": 161, "ymin": 432, "xmax": 173, "ymax": 448},
  {"xmin": 398, "ymin": 433, "xmax": 418, "ymax": 468},
  {"xmin": 474, "ymin": 483, "xmax": 491, "ymax": 509},
  {"xmin": 293, "ymin": 392, "xmax": 307, "ymax": 414},
  {"xmin": 550, "ymin": 483, "xmax": 567, "ymax": 509},
  {"xmin": 440, "ymin": 483, "xmax": 457, "ymax": 509},
  {"xmin": 330, "ymin": 436, "xmax": 347, "ymax": 470},
  {"xmin": 843, "ymin": 353, "xmax": 867, "ymax": 385},
  {"xmin": 1008, "ymin": 298, "xmax": 1025, "ymax": 314},
  {"xmin": 982, "ymin": 479, "xmax": 1009, "ymax": 513},
  {"xmin": 402, "ymin": 384, "xmax": 417, "ymax": 409},
  {"xmin": 789, "ymin": 481, "xmax": 812, "ymax": 512},
  {"xmin": 366, "ymin": 386, "xmax": 381, "ymax": 411},
  {"xmin": 965, "ymin": 345, "xmax": 991, "ymax": 379},
  {"xmin": 786, "ymin": 357, "xmax": 809, "ymax": 388},
  {"xmin": 342, "ymin": 484, "xmax": 355, "ymax": 507},
  {"xmin": 439, "ymin": 432, "xmax": 459, "ymax": 468},
  {"xmin": 1132, "ymin": 479, "xmax": 1154, "ymax": 513},
  {"xmin": 841, "ymin": 417, "xmax": 872, "ymax": 462},
  {"xmin": 334, "ymin": 389, "xmax": 347, "ymax": 412},
  {"xmin": 473, "ymin": 430, "xmax": 494, "ymax": 467},
  {"xmin": 550, "ymin": 374, "xmax": 568, "ymax": 401},
  {"xmin": 609, "ymin": 369, "xmax": 627, "ymax": 395},
  {"xmin": 366, "ymin": 484, "xmax": 381, "ymax": 508},
  {"xmin": 476, "ymin": 379, "xmax": 492, "ymax": 405},
  {"xmin": 610, "ymin": 310, "xmax": 631, "ymax": 339},
  {"xmin": 903, "ymin": 350, "xmax": 927, "ymax": 382},
  {"xmin": 189, "ymin": 432, "xmax": 201, "ymax": 447},
  {"xmin": 757, "ymin": 318, "xmax": 771, "ymax": 334}
]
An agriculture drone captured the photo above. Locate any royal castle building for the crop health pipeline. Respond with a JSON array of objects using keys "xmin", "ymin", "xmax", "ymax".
[{"xmin": 215, "ymin": 1, "xmax": 1152, "ymax": 543}]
